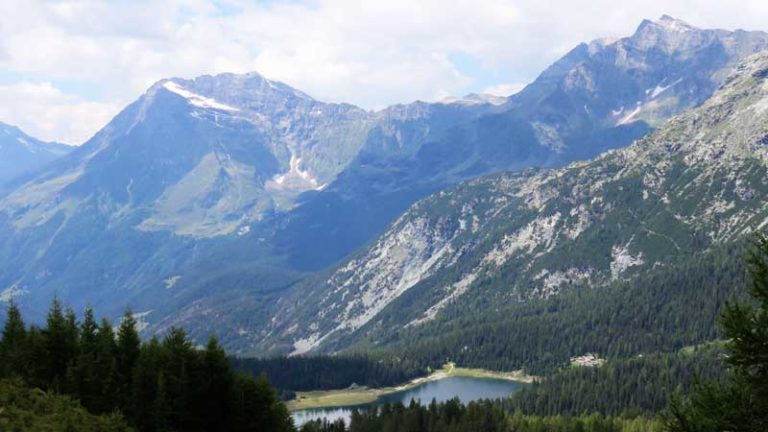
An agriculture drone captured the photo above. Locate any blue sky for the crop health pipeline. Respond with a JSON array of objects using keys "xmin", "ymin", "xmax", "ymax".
[{"xmin": 3, "ymin": 0, "xmax": 768, "ymax": 144}]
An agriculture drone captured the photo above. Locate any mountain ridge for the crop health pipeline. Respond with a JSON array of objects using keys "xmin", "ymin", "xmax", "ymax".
[
  {"xmin": 2, "ymin": 17, "xmax": 768, "ymax": 356},
  {"xmin": 270, "ymin": 50, "xmax": 768, "ymax": 356},
  {"xmin": 0, "ymin": 122, "xmax": 72, "ymax": 187}
]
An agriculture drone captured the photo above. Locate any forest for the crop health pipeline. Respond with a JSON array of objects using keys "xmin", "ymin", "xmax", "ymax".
[
  {"xmin": 361, "ymin": 242, "xmax": 748, "ymax": 375},
  {"xmin": 0, "ymin": 299, "xmax": 293, "ymax": 432},
  {"xmin": 501, "ymin": 345, "xmax": 727, "ymax": 417}
]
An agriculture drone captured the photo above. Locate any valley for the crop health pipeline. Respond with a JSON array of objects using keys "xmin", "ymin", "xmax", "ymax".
[{"xmin": 3, "ymin": 8, "xmax": 768, "ymax": 431}]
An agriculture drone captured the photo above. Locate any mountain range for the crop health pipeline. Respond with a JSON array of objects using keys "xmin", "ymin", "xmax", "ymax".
[
  {"xmin": 1, "ymin": 16, "xmax": 767, "ymax": 358},
  {"xmin": 273, "ymin": 49, "xmax": 768, "ymax": 356},
  {"xmin": 0, "ymin": 122, "xmax": 71, "ymax": 186}
]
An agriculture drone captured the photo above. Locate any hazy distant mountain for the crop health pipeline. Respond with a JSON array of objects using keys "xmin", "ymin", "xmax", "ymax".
[
  {"xmin": 1, "ymin": 17, "xmax": 767, "ymax": 354},
  {"xmin": 0, "ymin": 123, "xmax": 71, "ymax": 185},
  {"xmin": 272, "ymin": 50, "xmax": 768, "ymax": 355}
]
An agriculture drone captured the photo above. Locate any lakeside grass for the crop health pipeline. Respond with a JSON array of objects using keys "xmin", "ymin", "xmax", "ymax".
[{"xmin": 286, "ymin": 363, "xmax": 534, "ymax": 411}]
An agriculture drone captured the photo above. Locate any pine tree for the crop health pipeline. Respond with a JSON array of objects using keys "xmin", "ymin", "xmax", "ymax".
[
  {"xmin": 116, "ymin": 310, "xmax": 141, "ymax": 410},
  {"xmin": 162, "ymin": 327, "xmax": 196, "ymax": 430},
  {"xmin": 42, "ymin": 297, "xmax": 77, "ymax": 391},
  {"xmin": 0, "ymin": 300, "xmax": 27, "ymax": 378},
  {"xmin": 62, "ymin": 307, "xmax": 80, "ymax": 394},
  {"xmin": 74, "ymin": 307, "xmax": 102, "ymax": 411},
  {"xmin": 94, "ymin": 318, "xmax": 119, "ymax": 414},
  {"xmin": 132, "ymin": 337, "xmax": 165, "ymax": 432},
  {"xmin": 198, "ymin": 337, "xmax": 232, "ymax": 432},
  {"xmin": 154, "ymin": 371, "xmax": 170, "ymax": 432}
]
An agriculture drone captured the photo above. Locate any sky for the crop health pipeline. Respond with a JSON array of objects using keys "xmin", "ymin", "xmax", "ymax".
[{"xmin": 3, "ymin": 1, "xmax": 768, "ymax": 144}]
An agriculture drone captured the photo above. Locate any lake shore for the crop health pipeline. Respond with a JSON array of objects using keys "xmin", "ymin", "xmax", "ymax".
[{"xmin": 286, "ymin": 363, "xmax": 534, "ymax": 411}]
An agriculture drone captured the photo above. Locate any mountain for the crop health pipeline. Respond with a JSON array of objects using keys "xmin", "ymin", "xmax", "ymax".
[
  {"xmin": 270, "ymin": 50, "xmax": 768, "ymax": 355},
  {"xmin": 1, "ymin": 17, "xmax": 767, "ymax": 354},
  {"xmin": 0, "ymin": 123, "xmax": 71, "ymax": 186},
  {"xmin": 0, "ymin": 72, "xmax": 375, "ymax": 318},
  {"xmin": 272, "ymin": 15, "xmax": 768, "ymax": 271}
]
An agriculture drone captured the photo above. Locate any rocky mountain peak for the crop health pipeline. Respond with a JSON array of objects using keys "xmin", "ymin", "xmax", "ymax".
[
  {"xmin": 144, "ymin": 71, "xmax": 321, "ymax": 118},
  {"xmin": 656, "ymin": 15, "xmax": 697, "ymax": 31},
  {"xmin": 635, "ymin": 15, "xmax": 697, "ymax": 35},
  {"xmin": 629, "ymin": 15, "xmax": 707, "ymax": 51}
]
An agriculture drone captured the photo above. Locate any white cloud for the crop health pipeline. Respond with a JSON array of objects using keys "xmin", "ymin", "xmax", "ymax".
[
  {"xmin": 483, "ymin": 82, "xmax": 528, "ymax": 97},
  {"xmin": 0, "ymin": 82, "xmax": 120, "ymax": 144},
  {"xmin": 2, "ymin": 0, "xmax": 768, "ymax": 142}
]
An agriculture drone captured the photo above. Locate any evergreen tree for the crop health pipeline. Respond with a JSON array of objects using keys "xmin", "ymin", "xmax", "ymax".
[
  {"xmin": 198, "ymin": 337, "xmax": 232, "ymax": 432},
  {"xmin": 231, "ymin": 373, "xmax": 294, "ymax": 432},
  {"xmin": 154, "ymin": 371, "xmax": 170, "ymax": 432},
  {"xmin": 116, "ymin": 310, "xmax": 141, "ymax": 408},
  {"xmin": 42, "ymin": 298, "xmax": 77, "ymax": 391},
  {"xmin": 95, "ymin": 318, "xmax": 119, "ymax": 413},
  {"xmin": 0, "ymin": 300, "xmax": 27, "ymax": 378},
  {"xmin": 162, "ymin": 327, "xmax": 197, "ymax": 430},
  {"xmin": 75, "ymin": 307, "xmax": 101, "ymax": 410},
  {"xmin": 62, "ymin": 307, "xmax": 80, "ymax": 394},
  {"xmin": 132, "ymin": 337, "xmax": 165, "ymax": 432}
]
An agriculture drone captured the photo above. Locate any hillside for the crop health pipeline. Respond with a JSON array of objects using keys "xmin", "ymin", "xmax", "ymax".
[{"xmin": 269, "ymin": 50, "xmax": 768, "ymax": 359}]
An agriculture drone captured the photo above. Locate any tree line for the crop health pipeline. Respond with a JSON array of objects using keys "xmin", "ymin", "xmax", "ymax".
[
  {"xmin": 231, "ymin": 355, "xmax": 424, "ymax": 397},
  {"xmin": 0, "ymin": 299, "xmax": 294, "ymax": 432}
]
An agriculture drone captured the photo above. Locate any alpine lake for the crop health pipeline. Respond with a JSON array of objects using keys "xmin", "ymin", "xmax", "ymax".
[{"xmin": 290, "ymin": 365, "xmax": 529, "ymax": 426}]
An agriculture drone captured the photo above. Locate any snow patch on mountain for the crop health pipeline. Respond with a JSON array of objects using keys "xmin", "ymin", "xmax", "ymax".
[
  {"xmin": 617, "ymin": 103, "xmax": 643, "ymax": 125},
  {"xmin": 164, "ymin": 275, "xmax": 181, "ymax": 289},
  {"xmin": 647, "ymin": 78, "xmax": 683, "ymax": 99},
  {"xmin": 162, "ymin": 81, "xmax": 240, "ymax": 112},
  {"xmin": 268, "ymin": 153, "xmax": 324, "ymax": 191}
]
